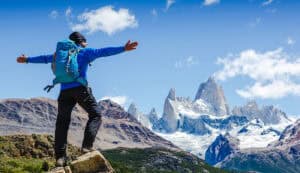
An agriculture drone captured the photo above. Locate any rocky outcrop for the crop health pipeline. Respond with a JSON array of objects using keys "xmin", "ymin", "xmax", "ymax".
[
  {"xmin": 232, "ymin": 101, "xmax": 290, "ymax": 125},
  {"xmin": 201, "ymin": 115, "xmax": 248, "ymax": 130},
  {"xmin": 127, "ymin": 103, "xmax": 138, "ymax": 118},
  {"xmin": 194, "ymin": 77, "xmax": 230, "ymax": 116},
  {"xmin": 220, "ymin": 146, "xmax": 300, "ymax": 173},
  {"xmin": 148, "ymin": 108, "xmax": 158, "ymax": 126},
  {"xmin": 160, "ymin": 88, "xmax": 179, "ymax": 132},
  {"xmin": 70, "ymin": 151, "xmax": 114, "ymax": 173},
  {"xmin": 181, "ymin": 116, "xmax": 211, "ymax": 135},
  {"xmin": 127, "ymin": 103, "xmax": 151, "ymax": 128},
  {"xmin": 205, "ymin": 134, "xmax": 239, "ymax": 165},
  {"xmin": 274, "ymin": 119, "xmax": 300, "ymax": 147},
  {"xmin": 220, "ymin": 119, "xmax": 300, "ymax": 173}
]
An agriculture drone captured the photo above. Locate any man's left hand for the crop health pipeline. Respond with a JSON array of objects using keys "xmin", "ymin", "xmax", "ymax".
[{"xmin": 125, "ymin": 40, "xmax": 138, "ymax": 51}]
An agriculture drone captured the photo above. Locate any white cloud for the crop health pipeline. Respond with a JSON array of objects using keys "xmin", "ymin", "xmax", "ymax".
[
  {"xmin": 166, "ymin": 0, "xmax": 175, "ymax": 10},
  {"xmin": 262, "ymin": 0, "xmax": 274, "ymax": 6},
  {"xmin": 287, "ymin": 37, "xmax": 295, "ymax": 45},
  {"xmin": 175, "ymin": 56, "xmax": 199, "ymax": 69},
  {"xmin": 214, "ymin": 48, "xmax": 300, "ymax": 99},
  {"xmin": 49, "ymin": 10, "xmax": 59, "ymax": 19},
  {"xmin": 100, "ymin": 96, "xmax": 128, "ymax": 107},
  {"xmin": 203, "ymin": 0, "xmax": 220, "ymax": 6},
  {"xmin": 236, "ymin": 80, "xmax": 300, "ymax": 99},
  {"xmin": 65, "ymin": 7, "xmax": 72, "ymax": 18},
  {"xmin": 71, "ymin": 6, "xmax": 138, "ymax": 35}
]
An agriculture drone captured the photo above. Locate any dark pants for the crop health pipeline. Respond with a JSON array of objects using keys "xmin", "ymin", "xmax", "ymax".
[{"xmin": 55, "ymin": 86, "xmax": 102, "ymax": 159}]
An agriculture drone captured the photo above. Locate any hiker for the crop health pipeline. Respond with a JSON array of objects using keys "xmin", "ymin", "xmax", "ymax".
[{"xmin": 16, "ymin": 32, "xmax": 138, "ymax": 166}]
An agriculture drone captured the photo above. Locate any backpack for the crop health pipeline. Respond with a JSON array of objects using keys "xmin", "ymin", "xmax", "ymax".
[{"xmin": 43, "ymin": 39, "xmax": 88, "ymax": 92}]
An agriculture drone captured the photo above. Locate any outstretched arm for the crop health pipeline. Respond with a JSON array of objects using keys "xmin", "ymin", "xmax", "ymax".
[
  {"xmin": 17, "ymin": 54, "xmax": 53, "ymax": 64},
  {"xmin": 84, "ymin": 40, "xmax": 138, "ymax": 63}
]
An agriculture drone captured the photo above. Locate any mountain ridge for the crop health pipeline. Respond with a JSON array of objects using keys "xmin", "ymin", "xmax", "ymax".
[{"xmin": 0, "ymin": 97, "xmax": 179, "ymax": 151}]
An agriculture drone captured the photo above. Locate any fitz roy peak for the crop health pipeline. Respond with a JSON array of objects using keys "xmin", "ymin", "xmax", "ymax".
[
  {"xmin": 194, "ymin": 77, "xmax": 230, "ymax": 116},
  {"xmin": 133, "ymin": 77, "xmax": 295, "ymax": 163},
  {"xmin": 159, "ymin": 77, "xmax": 232, "ymax": 133},
  {"xmin": 89, "ymin": 77, "xmax": 297, "ymax": 173}
]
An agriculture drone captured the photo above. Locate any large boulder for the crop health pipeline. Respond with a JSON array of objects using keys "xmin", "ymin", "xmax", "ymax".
[{"xmin": 49, "ymin": 151, "xmax": 114, "ymax": 173}]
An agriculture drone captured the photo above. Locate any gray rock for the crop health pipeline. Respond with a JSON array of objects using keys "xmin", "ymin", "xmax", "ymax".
[
  {"xmin": 232, "ymin": 101, "xmax": 290, "ymax": 125},
  {"xmin": 194, "ymin": 77, "xmax": 230, "ymax": 116},
  {"xmin": 49, "ymin": 151, "xmax": 114, "ymax": 173},
  {"xmin": 220, "ymin": 119, "xmax": 300, "ymax": 173},
  {"xmin": 160, "ymin": 89, "xmax": 179, "ymax": 132},
  {"xmin": 275, "ymin": 119, "xmax": 300, "ymax": 147},
  {"xmin": 70, "ymin": 150, "xmax": 114, "ymax": 173},
  {"xmin": 205, "ymin": 134, "xmax": 239, "ymax": 165},
  {"xmin": 148, "ymin": 108, "xmax": 158, "ymax": 125},
  {"xmin": 181, "ymin": 116, "xmax": 211, "ymax": 135},
  {"xmin": 127, "ymin": 103, "xmax": 151, "ymax": 128}
]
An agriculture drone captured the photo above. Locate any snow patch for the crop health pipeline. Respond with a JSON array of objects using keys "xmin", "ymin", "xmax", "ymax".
[{"xmin": 155, "ymin": 131, "xmax": 218, "ymax": 159}]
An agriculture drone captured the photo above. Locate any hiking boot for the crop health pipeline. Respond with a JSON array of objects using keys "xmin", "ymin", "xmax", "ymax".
[
  {"xmin": 81, "ymin": 147, "xmax": 96, "ymax": 154},
  {"xmin": 55, "ymin": 157, "xmax": 66, "ymax": 167}
]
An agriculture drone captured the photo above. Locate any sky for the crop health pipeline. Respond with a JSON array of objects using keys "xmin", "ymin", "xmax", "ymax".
[{"xmin": 1, "ymin": 0, "xmax": 300, "ymax": 117}]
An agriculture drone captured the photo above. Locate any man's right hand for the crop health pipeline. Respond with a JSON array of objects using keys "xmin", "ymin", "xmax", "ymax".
[{"xmin": 17, "ymin": 54, "xmax": 28, "ymax": 63}]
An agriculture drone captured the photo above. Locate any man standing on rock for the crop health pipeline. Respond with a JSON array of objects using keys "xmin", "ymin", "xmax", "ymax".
[{"xmin": 16, "ymin": 32, "xmax": 138, "ymax": 166}]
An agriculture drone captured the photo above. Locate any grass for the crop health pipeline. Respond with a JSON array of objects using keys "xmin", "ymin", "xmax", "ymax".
[
  {"xmin": 0, "ymin": 156, "xmax": 53, "ymax": 173},
  {"xmin": 102, "ymin": 147, "xmax": 232, "ymax": 173},
  {"xmin": 0, "ymin": 134, "xmax": 233, "ymax": 173}
]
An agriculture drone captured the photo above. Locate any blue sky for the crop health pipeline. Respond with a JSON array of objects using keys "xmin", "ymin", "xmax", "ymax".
[{"xmin": 1, "ymin": 0, "xmax": 300, "ymax": 117}]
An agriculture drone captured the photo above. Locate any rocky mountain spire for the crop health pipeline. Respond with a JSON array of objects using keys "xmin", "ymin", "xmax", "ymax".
[
  {"xmin": 194, "ymin": 77, "xmax": 230, "ymax": 116},
  {"xmin": 127, "ymin": 103, "xmax": 138, "ymax": 117},
  {"xmin": 167, "ymin": 88, "xmax": 176, "ymax": 101},
  {"xmin": 232, "ymin": 101, "xmax": 290, "ymax": 125},
  {"xmin": 148, "ymin": 108, "xmax": 158, "ymax": 125},
  {"xmin": 161, "ymin": 88, "xmax": 179, "ymax": 132}
]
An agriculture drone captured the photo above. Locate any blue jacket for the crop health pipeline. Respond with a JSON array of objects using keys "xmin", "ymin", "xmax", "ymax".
[{"xmin": 27, "ymin": 46, "xmax": 125, "ymax": 90}]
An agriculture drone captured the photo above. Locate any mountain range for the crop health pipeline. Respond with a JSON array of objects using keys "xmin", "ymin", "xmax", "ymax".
[
  {"xmin": 0, "ymin": 97, "xmax": 231, "ymax": 173},
  {"xmin": 1, "ymin": 77, "xmax": 299, "ymax": 172},
  {"xmin": 0, "ymin": 98, "xmax": 177, "ymax": 150},
  {"xmin": 127, "ymin": 77, "xmax": 299, "ymax": 172}
]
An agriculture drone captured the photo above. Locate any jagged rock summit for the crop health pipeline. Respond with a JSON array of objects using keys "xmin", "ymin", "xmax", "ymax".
[
  {"xmin": 160, "ymin": 88, "xmax": 179, "ymax": 132},
  {"xmin": 148, "ymin": 108, "xmax": 158, "ymax": 126},
  {"xmin": 232, "ymin": 100, "xmax": 290, "ymax": 125},
  {"xmin": 127, "ymin": 102, "xmax": 152, "ymax": 129},
  {"xmin": 219, "ymin": 119, "xmax": 300, "ymax": 173},
  {"xmin": 205, "ymin": 133, "xmax": 239, "ymax": 165},
  {"xmin": 157, "ymin": 78, "xmax": 232, "ymax": 133},
  {"xmin": 194, "ymin": 77, "xmax": 230, "ymax": 116}
]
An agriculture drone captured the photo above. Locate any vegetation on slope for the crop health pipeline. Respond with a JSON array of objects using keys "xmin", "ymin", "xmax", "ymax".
[{"xmin": 0, "ymin": 134, "xmax": 231, "ymax": 173}]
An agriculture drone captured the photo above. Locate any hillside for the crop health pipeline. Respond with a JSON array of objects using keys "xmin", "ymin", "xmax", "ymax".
[
  {"xmin": 0, "ymin": 98, "xmax": 178, "ymax": 150},
  {"xmin": 0, "ymin": 134, "xmax": 230, "ymax": 173}
]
